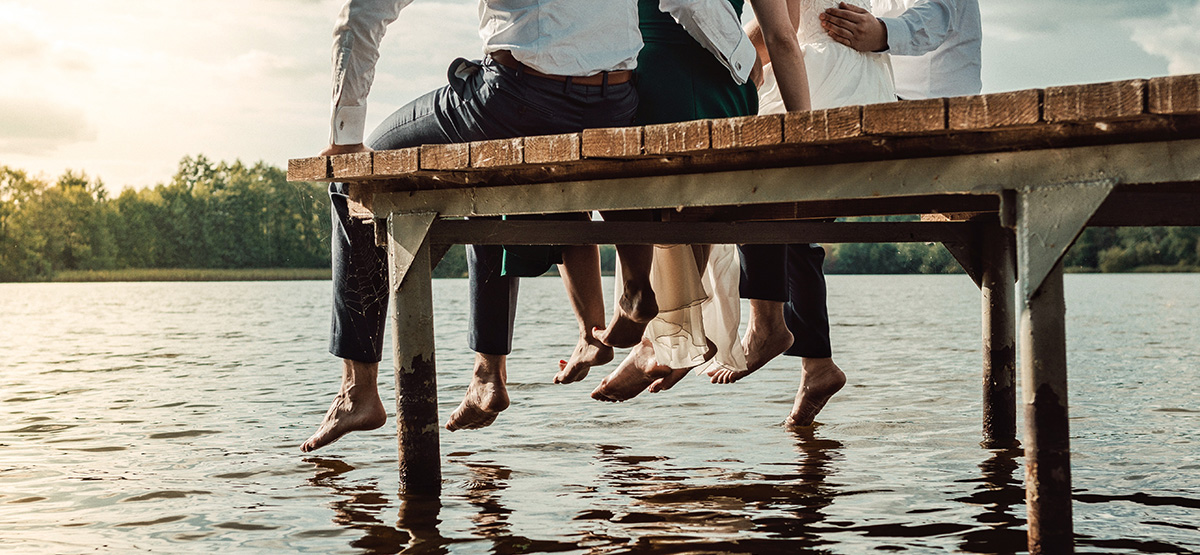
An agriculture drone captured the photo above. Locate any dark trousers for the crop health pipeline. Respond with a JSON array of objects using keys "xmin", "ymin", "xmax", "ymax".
[
  {"xmin": 329, "ymin": 57, "xmax": 638, "ymax": 362},
  {"xmin": 738, "ymin": 243, "xmax": 832, "ymax": 359}
]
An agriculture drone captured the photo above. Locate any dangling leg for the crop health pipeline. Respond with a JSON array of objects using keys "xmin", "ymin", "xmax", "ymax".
[{"xmin": 555, "ymin": 245, "xmax": 614, "ymax": 384}]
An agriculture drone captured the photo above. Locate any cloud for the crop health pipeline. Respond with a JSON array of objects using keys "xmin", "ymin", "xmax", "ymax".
[
  {"xmin": 1129, "ymin": 1, "xmax": 1200, "ymax": 74},
  {"xmin": 0, "ymin": 97, "xmax": 97, "ymax": 154}
]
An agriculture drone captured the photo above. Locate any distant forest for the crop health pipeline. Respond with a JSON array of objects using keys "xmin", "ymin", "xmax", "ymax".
[{"xmin": 2, "ymin": 156, "xmax": 1198, "ymax": 282}]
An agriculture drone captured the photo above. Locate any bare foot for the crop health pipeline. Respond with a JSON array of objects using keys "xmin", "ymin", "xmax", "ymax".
[
  {"xmin": 555, "ymin": 332, "xmax": 614, "ymax": 384},
  {"xmin": 786, "ymin": 358, "xmax": 847, "ymax": 427},
  {"xmin": 301, "ymin": 389, "xmax": 387, "ymax": 453},
  {"xmin": 446, "ymin": 356, "xmax": 510, "ymax": 432},
  {"xmin": 650, "ymin": 338, "xmax": 715, "ymax": 393},
  {"xmin": 595, "ymin": 286, "xmax": 657, "ymax": 348},
  {"xmin": 591, "ymin": 339, "xmax": 672, "ymax": 402},
  {"xmin": 709, "ymin": 300, "xmax": 793, "ymax": 384}
]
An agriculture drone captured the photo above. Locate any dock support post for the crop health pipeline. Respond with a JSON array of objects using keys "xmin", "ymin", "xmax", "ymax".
[
  {"xmin": 1020, "ymin": 260, "xmax": 1071, "ymax": 553},
  {"xmin": 1013, "ymin": 180, "xmax": 1111, "ymax": 554},
  {"xmin": 388, "ymin": 213, "xmax": 441, "ymax": 494},
  {"xmin": 981, "ymin": 221, "xmax": 1017, "ymax": 448}
]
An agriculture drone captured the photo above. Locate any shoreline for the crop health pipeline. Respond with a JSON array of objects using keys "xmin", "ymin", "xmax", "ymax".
[{"xmin": 9, "ymin": 265, "xmax": 1193, "ymax": 283}]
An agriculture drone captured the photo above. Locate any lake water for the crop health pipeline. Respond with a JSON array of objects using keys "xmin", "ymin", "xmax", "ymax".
[{"xmin": 1, "ymin": 274, "xmax": 1197, "ymax": 554}]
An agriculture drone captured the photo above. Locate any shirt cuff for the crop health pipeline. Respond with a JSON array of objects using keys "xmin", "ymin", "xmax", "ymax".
[
  {"xmin": 728, "ymin": 33, "xmax": 756, "ymax": 85},
  {"xmin": 331, "ymin": 104, "xmax": 367, "ymax": 146},
  {"xmin": 879, "ymin": 17, "xmax": 911, "ymax": 55}
]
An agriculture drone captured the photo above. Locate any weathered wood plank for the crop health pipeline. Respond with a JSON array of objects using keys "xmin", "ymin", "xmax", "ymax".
[
  {"xmin": 785, "ymin": 106, "xmax": 863, "ymax": 143},
  {"xmin": 427, "ymin": 219, "xmax": 971, "ymax": 245},
  {"xmin": 288, "ymin": 156, "xmax": 329, "ymax": 181},
  {"xmin": 644, "ymin": 119, "xmax": 711, "ymax": 154},
  {"xmin": 1148, "ymin": 74, "xmax": 1200, "ymax": 115},
  {"xmin": 420, "ymin": 143, "xmax": 470, "ymax": 170},
  {"xmin": 581, "ymin": 127, "xmax": 643, "ymax": 158},
  {"xmin": 374, "ymin": 148, "xmax": 419, "ymax": 176},
  {"xmin": 525, "ymin": 133, "xmax": 581, "ymax": 163},
  {"xmin": 863, "ymin": 98, "xmax": 946, "ymax": 134},
  {"xmin": 471, "ymin": 137, "xmax": 523, "ymax": 168},
  {"xmin": 331, "ymin": 152, "xmax": 373, "ymax": 179},
  {"xmin": 1044, "ymin": 79, "xmax": 1145, "ymax": 122},
  {"xmin": 712, "ymin": 114, "xmax": 783, "ymax": 149},
  {"xmin": 950, "ymin": 89, "xmax": 1042, "ymax": 130},
  {"xmin": 667, "ymin": 195, "xmax": 998, "ymax": 222}
]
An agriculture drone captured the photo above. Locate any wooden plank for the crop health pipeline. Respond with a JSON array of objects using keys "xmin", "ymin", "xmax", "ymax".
[
  {"xmin": 784, "ymin": 106, "xmax": 863, "ymax": 143},
  {"xmin": 1149, "ymin": 74, "xmax": 1200, "ymax": 115},
  {"xmin": 427, "ymin": 219, "xmax": 970, "ymax": 245},
  {"xmin": 863, "ymin": 98, "xmax": 946, "ymax": 134},
  {"xmin": 525, "ymin": 133, "xmax": 581, "ymax": 163},
  {"xmin": 331, "ymin": 152, "xmax": 372, "ymax": 179},
  {"xmin": 644, "ymin": 119, "xmax": 711, "ymax": 154},
  {"xmin": 471, "ymin": 137, "xmax": 523, "ymax": 168},
  {"xmin": 369, "ymin": 138, "xmax": 1200, "ymax": 218},
  {"xmin": 1044, "ymin": 79, "xmax": 1145, "ymax": 122},
  {"xmin": 288, "ymin": 156, "xmax": 329, "ymax": 181},
  {"xmin": 668, "ymin": 195, "xmax": 998, "ymax": 222},
  {"xmin": 1090, "ymin": 189, "xmax": 1200, "ymax": 226},
  {"xmin": 420, "ymin": 143, "xmax": 470, "ymax": 170},
  {"xmin": 374, "ymin": 148, "xmax": 419, "ymax": 176},
  {"xmin": 295, "ymin": 112, "xmax": 1200, "ymax": 189},
  {"xmin": 581, "ymin": 127, "xmax": 643, "ymax": 158},
  {"xmin": 711, "ymin": 114, "xmax": 783, "ymax": 149},
  {"xmin": 950, "ymin": 89, "xmax": 1042, "ymax": 130}
]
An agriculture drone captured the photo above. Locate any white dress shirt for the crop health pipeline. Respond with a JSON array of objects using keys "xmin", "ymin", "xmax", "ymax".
[
  {"xmin": 330, "ymin": 0, "xmax": 755, "ymax": 145},
  {"xmin": 873, "ymin": 0, "xmax": 982, "ymax": 100}
]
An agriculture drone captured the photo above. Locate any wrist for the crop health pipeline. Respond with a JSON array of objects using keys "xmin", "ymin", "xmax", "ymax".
[{"xmin": 873, "ymin": 17, "xmax": 890, "ymax": 52}]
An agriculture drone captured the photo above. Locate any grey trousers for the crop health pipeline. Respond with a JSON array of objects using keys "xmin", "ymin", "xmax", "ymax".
[{"xmin": 329, "ymin": 57, "xmax": 637, "ymax": 362}]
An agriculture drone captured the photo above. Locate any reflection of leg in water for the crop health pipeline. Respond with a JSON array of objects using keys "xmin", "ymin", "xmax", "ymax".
[
  {"xmin": 302, "ymin": 359, "xmax": 387, "ymax": 452},
  {"xmin": 461, "ymin": 461, "xmax": 513, "ymax": 536},
  {"xmin": 305, "ymin": 457, "xmax": 423, "ymax": 552}
]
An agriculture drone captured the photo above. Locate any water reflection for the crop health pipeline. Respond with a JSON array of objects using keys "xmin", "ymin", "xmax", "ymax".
[
  {"xmin": 452, "ymin": 458, "xmax": 582, "ymax": 554},
  {"xmin": 953, "ymin": 448, "xmax": 1027, "ymax": 554},
  {"xmin": 583, "ymin": 428, "xmax": 846, "ymax": 553},
  {"xmin": 306, "ymin": 457, "xmax": 419, "ymax": 554}
]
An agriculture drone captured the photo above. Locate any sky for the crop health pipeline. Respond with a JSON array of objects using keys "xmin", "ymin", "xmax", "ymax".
[{"xmin": 2, "ymin": 0, "xmax": 1198, "ymax": 191}]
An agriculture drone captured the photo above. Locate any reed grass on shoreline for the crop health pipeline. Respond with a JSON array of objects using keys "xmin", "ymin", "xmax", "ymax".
[{"xmin": 51, "ymin": 268, "xmax": 332, "ymax": 282}]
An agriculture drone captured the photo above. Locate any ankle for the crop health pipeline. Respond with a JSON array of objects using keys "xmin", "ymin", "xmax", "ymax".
[{"xmin": 473, "ymin": 353, "xmax": 508, "ymax": 381}]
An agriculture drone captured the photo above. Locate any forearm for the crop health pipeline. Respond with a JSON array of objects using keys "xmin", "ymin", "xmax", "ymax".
[
  {"xmin": 764, "ymin": 38, "xmax": 810, "ymax": 111},
  {"xmin": 330, "ymin": 0, "xmax": 410, "ymax": 146},
  {"xmin": 880, "ymin": 0, "xmax": 955, "ymax": 56}
]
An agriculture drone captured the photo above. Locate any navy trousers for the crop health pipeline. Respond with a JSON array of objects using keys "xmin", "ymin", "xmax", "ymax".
[
  {"xmin": 329, "ymin": 57, "xmax": 638, "ymax": 362},
  {"xmin": 738, "ymin": 243, "xmax": 833, "ymax": 359}
]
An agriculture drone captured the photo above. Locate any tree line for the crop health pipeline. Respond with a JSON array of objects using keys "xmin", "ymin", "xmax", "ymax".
[
  {"xmin": 2, "ymin": 157, "xmax": 1196, "ymax": 282},
  {"xmin": 1, "ymin": 156, "xmax": 330, "ymax": 281}
]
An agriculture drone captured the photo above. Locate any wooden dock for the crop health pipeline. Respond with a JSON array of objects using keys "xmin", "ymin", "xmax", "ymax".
[{"xmin": 289, "ymin": 73, "xmax": 1200, "ymax": 554}]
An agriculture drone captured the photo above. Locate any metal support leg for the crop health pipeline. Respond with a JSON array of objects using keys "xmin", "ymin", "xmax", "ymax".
[
  {"xmin": 388, "ymin": 214, "xmax": 441, "ymax": 494},
  {"xmin": 1020, "ymin": 260, "xmax": 1072, "ymax": 553},
  {"xmin": 981, "ymin": 222, "xmax": 1017, "ymax": 448}
]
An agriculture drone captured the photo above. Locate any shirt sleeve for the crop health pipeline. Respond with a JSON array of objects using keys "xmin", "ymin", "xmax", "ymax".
[
  {"xmin": 330, "ymin": 0, "xmax": 412, "ymax": 145},
  {"xmin": 879, "ymin": 0, "xmax": 958, "ymax": 57},
  {"xmin": 656, "ymin": 0, "xmax": 756, "ymax": 85}
]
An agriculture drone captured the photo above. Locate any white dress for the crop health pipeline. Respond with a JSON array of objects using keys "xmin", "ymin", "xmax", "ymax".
[
  {"xmin": 622, "ymin": 0, "xmax": 895, "ymax": 375},
  {"xmin": 758, "ymin": 0, "xmax": 896, "ymax": 113}
]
